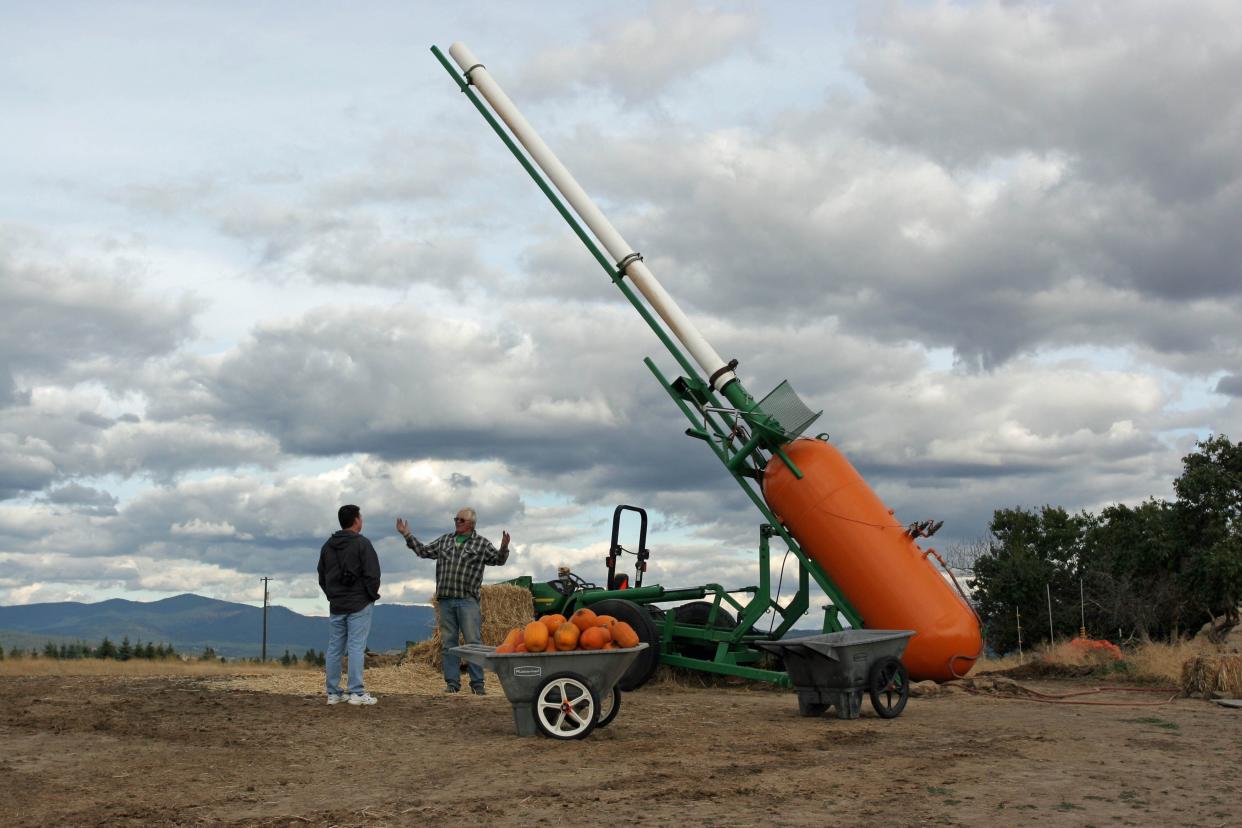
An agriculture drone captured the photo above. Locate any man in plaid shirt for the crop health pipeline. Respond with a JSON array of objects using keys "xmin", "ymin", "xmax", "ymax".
[{"xmin": 396, "ymin": 507, "xmax": 510, "ymax": 694}]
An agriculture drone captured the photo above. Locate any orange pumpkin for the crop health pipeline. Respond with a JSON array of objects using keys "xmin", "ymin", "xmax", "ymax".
[
  {"xmin": 553, "ymin": 622, "xmax": 581, "ymax": 651},
  {"xmin": 579, "ymin": 626, "xmax": 610, "ymax": 650},
  {"xmin": 500, "ymin": 628, "xmax": 524, "ymax": 650},
  {"xmin": 570, "ymin": 608, "xmax": 598, "ymax": 632},
  {"xmin": 514, "ymin": 642, "xmax": 528, "ymax": 653},
  {"xmin": 603, "ymin": 642, "xmax": 617, "ymax": 650},
  {"xmin": 611, "ymin": 621, "xmax": 640, "ymax": 648},
  {"xmin": 540, "ymin": 614, "xmax": 566, "ymax": 637},
  {"xmin": 496, "ymin": 641, "xmax": 516, "ymax": 654},
  {"xmin": 594, "ymin": 615, "xmax": 617, "ymax": 628},
  {"xmin": 523, "ymin": 621, "xmax": 550, "ymax": 653}
]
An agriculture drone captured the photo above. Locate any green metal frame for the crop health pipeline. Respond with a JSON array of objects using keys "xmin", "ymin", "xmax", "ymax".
[{"xmin": 432, "ymin": 45, "xmax": 864, "ymax": 681}]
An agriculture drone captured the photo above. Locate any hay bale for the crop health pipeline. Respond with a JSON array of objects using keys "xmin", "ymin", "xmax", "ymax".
[
  {"xmin": 415, "ymin": 583, "xmax": 535, "ymax": 668},
  {"xmin": 1180, "ymin": 654, "xmax": 1242, "ymax": 698}
]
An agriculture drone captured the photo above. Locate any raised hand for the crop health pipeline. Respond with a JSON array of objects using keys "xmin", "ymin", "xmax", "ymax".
[
  {"xmin": 396, "ymin": 517, "xmax": 410, "ymax": 535},
  {"xmin": 500, "ymin": 530, "xmax": 511, "ymax": 550}
]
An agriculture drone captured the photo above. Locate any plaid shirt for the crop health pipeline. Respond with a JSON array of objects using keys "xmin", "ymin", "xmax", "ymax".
[{"xmin": 405, "ymin": 530, "xmax": 509, "ymax": 600}]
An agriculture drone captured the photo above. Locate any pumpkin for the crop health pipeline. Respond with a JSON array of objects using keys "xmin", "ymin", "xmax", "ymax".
[
  {"xmin": 594, "ymin": 614, "xmax": 617, "ymax": 628},
  {"xmin": 579, "ymin": 626, "xmax": 610, "ymax": 650},
  {"xmin": 570, "ymin": 608, "xmax": 598, "ymax": 632},
  {"xmin": 553, "ymin": 622, "xmax": 580, "ymax": 651},
  {"xmin": 540, "ymin": 614, "xmax": 566, "ymax": 636},
  {"xmin": 611, "ymin": 621, "xmax": 640, "ymax": 648},
  {"xmin": 523, "ymin": 621, "xmax": 550, "ymax": 653},
  {"xmin": 514, "ymin": 642, "xmax": 528, "ymax": 653},
  {"xmin": 501, "ymin": 628, "xmax": 523, "ymax": 649}
]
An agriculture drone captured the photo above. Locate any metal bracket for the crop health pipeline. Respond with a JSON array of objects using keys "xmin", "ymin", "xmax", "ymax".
[
  {"xmin": 463, "ymin": 63, "xmax": 486, "ymax": 85},
  {"xmin": 614, "ymin": 251, "xmax": 644, "ymax": 280},
  {"xmin": 708, "ymin": 358, "xmax": 739, "ymax": 391}
]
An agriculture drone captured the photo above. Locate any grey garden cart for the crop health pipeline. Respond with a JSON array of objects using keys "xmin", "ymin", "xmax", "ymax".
[
  {"xmin": 450, "ymin": 643, "xmax": 649, "ymax": 739},
  {"xmin": 755, "ymin": 630, "xmax": 916, "ymax": 719}
]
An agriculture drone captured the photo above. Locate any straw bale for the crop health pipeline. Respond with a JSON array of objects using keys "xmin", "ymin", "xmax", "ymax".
[
  {"xmin": 1180, "ymin": 654, "xmax": 1242, "ymax": 698},
  {"xmin": 414, "ymin": 583, "xmax": 535, "ymax": 669}
]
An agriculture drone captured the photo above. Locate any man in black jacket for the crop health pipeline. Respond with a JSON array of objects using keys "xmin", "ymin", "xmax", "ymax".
[{"xmin": 317, "ymin": 504, "xmax": 381, "ymax": 706}]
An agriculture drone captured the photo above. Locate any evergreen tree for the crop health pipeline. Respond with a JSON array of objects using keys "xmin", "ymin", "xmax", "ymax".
[
  {"xmin": 118, "ymin": 637, "xmax": 132, "ymax": 661},
  {"xmin": 0, "ymin": 644, "xmax": 5, "ymax": 660},
  {"xmin": 44, "ymin": 641, "xmax": 59, "ymax": 658},
  {"xmin": 143, "ymin": 642, "xmax": 156, "ymax": 660},
  {"xmin": 98, "ymin": 636, "xmax": 117, "ymax": 659},
  {"xmin": 200, "ymin": 646, "xmax": 217, "ymax": 661},
  {"xmin": 302, "ymin": 648, "xmax": 317, "ymax": 666},
  {"xmin": 316, "ymin": 650, "xmax": 325, "ymax": 667}
]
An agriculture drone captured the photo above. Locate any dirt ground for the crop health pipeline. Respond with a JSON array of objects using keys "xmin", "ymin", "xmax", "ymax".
[{"xmin": 0, "ymin": 666, "xmax": 1238, "ymax": 827}]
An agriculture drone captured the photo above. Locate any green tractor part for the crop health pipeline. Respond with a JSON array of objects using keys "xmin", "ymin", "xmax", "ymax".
[{"xmin": 433, "ymin": 43, "xmax": 864, "ymax": 687}]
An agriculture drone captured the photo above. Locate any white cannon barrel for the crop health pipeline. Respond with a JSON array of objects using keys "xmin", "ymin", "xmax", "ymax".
[{"xmin": 449, "ymin": 42, "xmax": 738, "ymax": 391}]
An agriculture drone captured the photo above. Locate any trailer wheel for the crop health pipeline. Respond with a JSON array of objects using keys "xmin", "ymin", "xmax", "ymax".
[
  {"xmin": 532, "ymin": 672, "xmax": 598, "ymax": 740},
  {"xmin": 589, "ymin": 598, "xmax": 659, "ymax": 691},
  {"xmin": 867, "ymin": 656, "xmax": 909, "ymax": 719},
  {"xmin": 596, "ymin": 686, "xmax": 621, "ymax": 728}
]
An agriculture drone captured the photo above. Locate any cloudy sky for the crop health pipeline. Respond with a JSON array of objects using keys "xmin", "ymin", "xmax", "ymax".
[{"xmin": 2, "ymin": 1, "xmax": 1239, "ymax": 619}]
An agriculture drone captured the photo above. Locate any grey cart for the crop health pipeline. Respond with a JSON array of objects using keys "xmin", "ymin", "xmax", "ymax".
[
  {"xmin": 755, "ymin": 630, "xmax": 916, "ymax": 719},
  {"xmin": 450, "ymin": 643, "xmax": 649, "ymax": 739}
]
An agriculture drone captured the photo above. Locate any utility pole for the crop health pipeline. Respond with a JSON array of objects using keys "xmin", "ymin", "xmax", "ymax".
[
  {"xmin": 260, "ymin": 577, "xmax": 271, "ymax": 661},
  {"xmin": 1079, "ymin": 578, "xmax": 1087, "ymax": 639},
  {"xmin": 1046, "ymin": 582, "xmax": 1055, "ymax": 645}
]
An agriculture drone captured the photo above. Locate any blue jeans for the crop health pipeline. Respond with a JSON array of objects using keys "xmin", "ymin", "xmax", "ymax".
[
  {"xmin": 326, "ymin": 602, "xmax": 373, "ymax": 697},
  {"xmin": 440, "ymin": 597, "xmax": 484, "ymax": 689}
]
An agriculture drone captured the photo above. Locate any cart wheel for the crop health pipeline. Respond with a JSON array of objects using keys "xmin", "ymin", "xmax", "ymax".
[
  {"xmin": 589, "ymin": 598, "xmax": 659, "ymax": 691},
  {"xmin": 596, "ymin": 686, "xmax": 622, "ymax": 728},
  {"xmin": 867, "ymin": 656, "xmax": 909, "ymax": 719},
  {"xmin": 532, "ymin": 672, "xmax": 599, "ymax": 740}
]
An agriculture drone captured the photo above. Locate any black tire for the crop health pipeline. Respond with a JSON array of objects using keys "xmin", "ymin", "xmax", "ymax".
[
  {"xmin": 596, "ymin": 686, "xmax": 622, "ymax": 728},
  {"xmin": 867, "ymin": 656, "xmax": 909, "ymax": 719},
  {"xmin": 590, "ymin": 598, "xmax": 659, "ymax": 691},
  {"xmin": 671, "ymin": 600, "xmax": 737, "ymax": 661},
  {"xmin": 532, "ymin": 672, "xmax": 598, "ymax": 740}
]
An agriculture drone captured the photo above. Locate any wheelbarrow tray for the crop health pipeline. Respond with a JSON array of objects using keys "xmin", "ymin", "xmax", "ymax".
[
  {"xmin": 450, "ymin": 643, "xmax": 648, "ymax": 736},
  {"xmin": 755, "ymin": 630, "xmax": 915, "ymax": 719}
]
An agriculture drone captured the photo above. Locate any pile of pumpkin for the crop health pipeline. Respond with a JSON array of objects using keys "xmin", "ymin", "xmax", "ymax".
[{"xmin": 496, "ymin": 607, "xmax": 641, "ymax": 653}]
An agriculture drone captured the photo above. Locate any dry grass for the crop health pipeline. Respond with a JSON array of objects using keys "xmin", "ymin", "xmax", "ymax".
[
  {"xmin": 976, "ymin": 638, "xmax": 1224, "ymax": 686},
  {"xmin": 0, "ymin": 658, "xmax": 309, "ymax": 678},
  {"xmin": 222, "ymin": 659, "xmax": 504, "ymax": 697}
]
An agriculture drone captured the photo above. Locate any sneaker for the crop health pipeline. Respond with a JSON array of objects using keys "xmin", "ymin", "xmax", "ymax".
[
  {"xmin": 444, "ymin": 685, "xmax": 460, "ymax": 694},
  {"xmin": 326, "ymin": 694, "xmax": 346, "ymax": 705},
  {"xmin": 471, "ymin": 685, "xmax": 487, "ymax": 696},
  {"xmin": 347, "ymin": 692, "xmax": 378, "ymax": 706}
]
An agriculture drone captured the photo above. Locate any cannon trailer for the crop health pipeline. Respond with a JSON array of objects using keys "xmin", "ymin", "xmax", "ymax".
[{"xmin": 432, "ymin": 43, "xmax": 981, "ymax": 685}]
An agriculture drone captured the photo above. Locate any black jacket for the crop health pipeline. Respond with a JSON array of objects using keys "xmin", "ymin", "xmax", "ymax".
[{"xmin": 317, "ymin": 530, "xmax": 381, "ymax": 615}]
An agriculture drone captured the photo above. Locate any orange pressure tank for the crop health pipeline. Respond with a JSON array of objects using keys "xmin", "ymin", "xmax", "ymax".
[{"xmin": 763, "ymin": 438, "xmax": 981, "ymax": 681}]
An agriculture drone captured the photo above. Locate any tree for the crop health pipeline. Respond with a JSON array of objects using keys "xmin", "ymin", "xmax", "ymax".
[
  {"xmin": 44, "ymin": 641, "xmax": 59, "ymax": 659},
  {"xmin": 1173, "ymin": 434, "xmax": 1242, "ymax": 632},
  {"xmin": 118, "ymin": 637, "xmax": 132, "ymax": 661},
  {"xmin": 199, "ymin": 646, "xmax": 217, "ymax": 661},
  {"xmin": 1080, "ymin": 499, "xmax": 1185, "ymax": 642},
  {"xmin": 97, "ymin": 636, "xmax": 117, "ymax": 659},
  {"xmin": 971, "ymin": 506, "xmax": 1091, "ymax": 653},
  {"xmin": 0, "ymin": 644, "xmax": 5, "ymax": 660}
]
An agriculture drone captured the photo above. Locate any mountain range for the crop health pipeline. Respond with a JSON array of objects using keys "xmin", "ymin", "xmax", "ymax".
[{"xmin": 0, "ymin": 594, "xmax": 437, "ymax": 658}]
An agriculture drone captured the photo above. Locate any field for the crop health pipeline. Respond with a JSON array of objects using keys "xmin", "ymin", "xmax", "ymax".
[{"xmin": 1, "ymin": 654, "xmax": 1239, "ymax": 827}]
